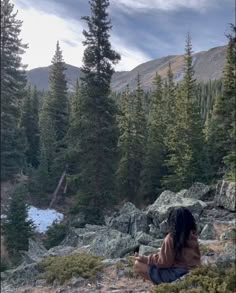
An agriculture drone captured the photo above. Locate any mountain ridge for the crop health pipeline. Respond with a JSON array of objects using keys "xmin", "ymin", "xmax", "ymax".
[{"xmin": 26, "ymin": 45, "xmax": 227, "ymax": 92}]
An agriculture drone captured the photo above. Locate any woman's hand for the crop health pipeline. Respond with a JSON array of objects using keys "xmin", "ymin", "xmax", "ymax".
[{"xmin": 134, "ymin": 252, "xmax": 148, "ymax": 264}]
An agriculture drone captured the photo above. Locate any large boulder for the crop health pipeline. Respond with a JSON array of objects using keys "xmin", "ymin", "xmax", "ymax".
[
  {"xmin": 90, "ymin": 228, "xmax": 138, "ymax": 258},
  {"xmin": 135, "ymin": 232, "xmax": 155, "ymax": 245},
  {"xmin": 108, "ymin": 202, "xmax": 149, "ymax": 236},
  {"xmin": 47, "ymin": 245, "xmax": 76, "ymax": 257},
  {"xmin": 70, "ymin": 212, "xmax": 86, "ymax": 228},
  {"xmin": 180, "ymin": 182, "xmax": 211, "ymax": 200},
  {"xmin": 2, "ymin": 263, "xmax": 39, "ymax": 286},
  {"xmin": 214, "ymin": 181, "xmax": 236, "ymax": 212},
  {"xmin": 61, "ymin": 225, "xmax": 106, "ymax": 247},
  {"xmin": 148, "ymin": 224, "xmax": 160, "ymax": 237},
  {"xmin": 149, "ymin": 239, "xmax": 164, "ymax": 248},
  {"xmin": 199, "ymin": 223, "xmax": 217, "ymax": 240},
  {"xmin": 147, "ymin": 190, "xmax": 207, "ymax": 224},
  {"xmin": 139, "ymin": 245, "xmax": 157, "ymax": 256},
  {"xmin": 22, "ymin": 239, "xmax": 47, "ymax": 264}
]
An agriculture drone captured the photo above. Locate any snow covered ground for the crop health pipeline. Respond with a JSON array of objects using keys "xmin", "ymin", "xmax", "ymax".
[{"xmin": 28, "ymin": 206, "xmax": 64, "ymax": 233}]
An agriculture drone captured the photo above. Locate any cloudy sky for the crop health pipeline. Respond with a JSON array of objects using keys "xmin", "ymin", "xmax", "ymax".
[{"xmin": 13, "ymin": 0, "xmax": 235, "ymax": 71}]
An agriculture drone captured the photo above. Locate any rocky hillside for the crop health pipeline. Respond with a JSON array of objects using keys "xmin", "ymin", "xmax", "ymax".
[
  {"xmin": 26, "ymin": 45, "xmax": 226, "ymax": 93},
  {"xmin": 1, "ymin": 181, "xmax": 235, "ymax": 293}
]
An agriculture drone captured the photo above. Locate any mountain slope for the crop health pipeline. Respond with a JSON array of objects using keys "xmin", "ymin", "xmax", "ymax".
[{"xmin": 26, "ymin": 45, "xmax": 226, "ymax": 92}]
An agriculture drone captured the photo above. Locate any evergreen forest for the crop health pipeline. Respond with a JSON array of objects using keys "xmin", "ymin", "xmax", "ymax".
[{"xmin": 1, "ymin": 0, "xmax": 235, "ymax": 253}]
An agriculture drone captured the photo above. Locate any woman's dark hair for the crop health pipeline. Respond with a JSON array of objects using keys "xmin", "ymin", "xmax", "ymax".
[{"xmin": 167, "ymin": 207, "xmax": 197, "ymax": 258}]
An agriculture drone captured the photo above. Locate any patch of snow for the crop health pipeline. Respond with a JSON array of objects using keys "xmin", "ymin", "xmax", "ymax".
[{"xmin": 28, "ymin": 206, "xmax": 64, "ymax": 233}]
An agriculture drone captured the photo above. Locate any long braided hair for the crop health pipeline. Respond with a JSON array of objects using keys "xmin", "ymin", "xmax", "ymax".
[{"xmin": 167, "ymin": 207, "xmax": 197, "ymax": 258}]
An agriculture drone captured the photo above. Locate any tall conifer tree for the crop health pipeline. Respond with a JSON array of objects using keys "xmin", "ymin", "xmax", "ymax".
[
  {"xmin": 1, "ymin": 0, "xmax": 27, "ymax": 180},
  {"xmin": 117, "ymin": 76, "xmax": 146, "ymax": 202},
  {"xmin": 3, "ymin": 184, "xmax": 34, "ymax": 261},
  {"xmin": 38, "ymin": 42, "xmax": 68, "ymax": 191},
  {"xmin": 163, "ymin": 34, "xmax": 204, "ymax": 190},
  {"xmin": 76, "ymin": 0, "xmax": 120, "ymax": 223},
  {"xmin": 141, "ymin": 74, "xmax": 165, "ymax": 201},
  {"xmin": 208, "ymin": 24, "xmax": 236, "ymax": 179},
  {"xmin": 66, "ymin": 80, "xmax": 84, "ymax": 191},
  {"xmin": 116, "ymin": 86, "xmax": 135, "ymax": 200},
  {"xmin": 20, "ymin": 86, "xmax": 40, "ymax": 168},
  {"xmin": 48, "ymin": 41, "xmax": 68, "ymax": 147}
]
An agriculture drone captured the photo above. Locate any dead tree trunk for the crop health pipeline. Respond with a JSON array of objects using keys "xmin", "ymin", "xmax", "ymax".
[{"xmin": 49, "ymin": 170, "xmax": 66, "ymax": 209}]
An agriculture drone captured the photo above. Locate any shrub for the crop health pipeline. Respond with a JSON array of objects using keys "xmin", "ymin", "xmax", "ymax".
[
  {"xmin": 3, "ymin": 184, "xmax": 35, "ymax": 262},
  {"xmin": 43, "ymin": 221, "xmax": 66, "ymax": 249},
  {"xmin": 152, "ymin": 263, "xmax": 236, "ymax": 293},
  {"xmin": 38, "ymin": 252, "xmax": 104, "ymax": 284}
]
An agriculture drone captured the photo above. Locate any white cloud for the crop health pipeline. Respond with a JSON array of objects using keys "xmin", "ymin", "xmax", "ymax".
[
  {"xmin": 12, "ymin": 1, "xmax": 150, "ymax": 71},
  {"xmin": 112, "ymin": 36, "xmax": 150, "ymax": 71},
  {"xmin": 111, "ymin": 0, "xmax": 218, "ymax": 12},
  {"xmin": 13, "ymin": 2, "xmax": 85, "ymax": 69}
]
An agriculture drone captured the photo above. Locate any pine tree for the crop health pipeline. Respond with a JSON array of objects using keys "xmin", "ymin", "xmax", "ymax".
[
  {"xmin": 222, "ymin": 25, "xmax": 236, "ymax": 179},
  {"xmin": 31, "ymin": 86, "xmax": 40, "ymax": 167},
  {"xmin": 116, "ymin": 86, "xmax": 134, "ymax": 200},
  {"xmin": 38, "ymin": 94, "xmax": 57, "ymax": 191},
  {"xmin": 70, "ymin": 79, "xmax": 82, "ymax": 123},
  {"xmin": 163, "ymin": 34, "xmax": 205, "ymax": 190},
  {"xmin": 164, "ymin": 63, "xmax": 176, "ymax": 127},
  {"xmin": 141, "ymin": 73, "xmax": 165, "ymax": 201},
  {"xmin": 132, "ymin": 74, "xmax": 147, "ymax": 197},
  {"xmin": 66, "ymin": 80, "xmax": 84, "ymax": 191},
  {"xmin": 20, "ymin": 86, "xmax": 40, "ymax": 168},
  {"xmin": 48, "ymin": 41, "xmax": 69, "ymax": 146},
  {"xmin": 38, "ymin": 42, "xmax": 69, "ymax": 191},
  {"xmin": 74, "ymin": 0, "xmax": 120, "ymax": 223},
  {"xmin": 116, "ymin": 75, "xmax": 146, "ymax": 202},
  {"xmin": 207, "ymin": 25, "xmax": 236, "ymax": 179},
  {"xmin": 3, "ymin": 184, "xmax": 34, "ymax": 262},
  {"xmin": 1, "ymin": 0, "xmax": 28, "ymax": 180}
]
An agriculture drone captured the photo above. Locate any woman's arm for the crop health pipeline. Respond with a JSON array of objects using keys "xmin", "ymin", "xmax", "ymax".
[{"xmin": 148, "ymin": 234, "xmax": 175, "ymax": 268}]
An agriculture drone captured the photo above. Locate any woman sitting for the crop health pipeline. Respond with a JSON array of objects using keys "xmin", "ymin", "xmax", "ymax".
[{"xmin": 134, "ymin": 207, "xmax": 201, "ymax": 285}]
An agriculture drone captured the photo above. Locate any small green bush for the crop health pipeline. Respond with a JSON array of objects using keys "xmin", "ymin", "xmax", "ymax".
[
  {"xmin": 38, "ymin": 252, "xmax": 104, "ymax": 284},
  {"xmin": 43, "ymin": 221, "xmax": 67, "ymax": 249},
  {"xmin": 152, "ymin": 263, "xmax": 236, "ymax": 293}
]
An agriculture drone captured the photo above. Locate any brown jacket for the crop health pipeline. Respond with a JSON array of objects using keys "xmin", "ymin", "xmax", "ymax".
[{"xmin": 146, "ymin": 232, "xmax": 201, "ymax": 269}]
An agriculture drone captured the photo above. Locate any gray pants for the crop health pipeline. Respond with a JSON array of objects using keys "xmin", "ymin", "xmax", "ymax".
[{"xmin": 148, "ymin": 265, "xmax": 189, "ymax": 285}]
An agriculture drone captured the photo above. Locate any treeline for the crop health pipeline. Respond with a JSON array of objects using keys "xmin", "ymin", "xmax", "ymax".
[{"xmin": 1, "ymin": 0, "xmax": 235, "ymax": 226}]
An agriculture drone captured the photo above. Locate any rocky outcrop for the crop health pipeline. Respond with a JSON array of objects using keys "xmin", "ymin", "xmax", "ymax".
[
  {"xmin": 147, "ymin": 190, "xmax": 207, "ymax": 224},
  {"xmin": 214, "ymin": 181, "xmax": 236, "ymax": 212},
  {"xmin": 107, "ymin": 202, "xmax": 149, "ymax": 236},
  {"xmin": 139, "ymin": 245, "xmax": 158, "ymax": 256},
  {"xmin": 61, "ymin": 225, "xmax": 105, "ymax": 247},
  {"xmin": 62, "ymin": 224, "xmax": 139, "ymax": 259},
  {"xmin": 3, "ymin": 181, "xmax": 236, "ymax": 292},
  {"xmin": 21, "ymin": 239, "xmax": 47, "ymax": 264},
  {"xmin": 180, "ymin": 182, "xmax": 212, "ymax": 200},
  {"xmin": 90, "ymin": 228, "xmax": 139, "ymax": 258},
  {"xmin": 200, "ymin": 223, "xmax": 216, "ymax": 240},
  {"xmin": 2, "ymin": 263, "xmax": 39, "ymax": 286}
]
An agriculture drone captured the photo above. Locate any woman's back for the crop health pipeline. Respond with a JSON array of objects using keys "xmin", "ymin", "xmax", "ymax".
[
  {"xmin": 147, "ymin": 232, "xmax": 201, "ymax": 269},
  {"xmin": 172, "ymin": 232, "xmax": 201, "ymax": 269}
]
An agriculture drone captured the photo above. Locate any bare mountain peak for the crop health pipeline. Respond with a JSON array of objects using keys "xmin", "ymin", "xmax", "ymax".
[{"xmin": 26, "ymin": 45, "xmax": 227, "ymax": 92}]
